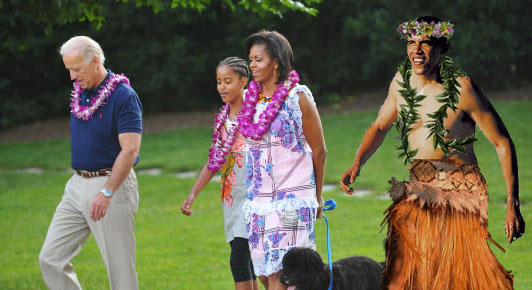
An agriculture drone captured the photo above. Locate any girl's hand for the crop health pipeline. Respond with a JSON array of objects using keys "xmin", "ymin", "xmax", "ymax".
[
  {"xmin": 340, "ymin": 163, "xmax": 360, "ymax": 195},
  {"xmin": 181, "ymin": 194, "xmax": 195, "ymax": 216}
]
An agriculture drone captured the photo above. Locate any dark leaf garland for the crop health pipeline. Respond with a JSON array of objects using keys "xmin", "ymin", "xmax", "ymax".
[
  {"xmin": 395, "ymin": 57, "xmax": 424, "ymax": 164},
  {"xmin": 395, "ymin": 55, "xmax": 477, "ymax": 164}
]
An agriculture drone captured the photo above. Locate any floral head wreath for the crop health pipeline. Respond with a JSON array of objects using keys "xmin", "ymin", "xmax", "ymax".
[{"xmin": 397, "ymin": 20, "xmax": 454, "ymax": 39}]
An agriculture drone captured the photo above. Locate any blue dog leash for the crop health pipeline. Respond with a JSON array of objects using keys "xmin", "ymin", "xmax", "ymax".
[{"xmin": 322, "ymin": 199, "xmax": 337, "ymax": 290}]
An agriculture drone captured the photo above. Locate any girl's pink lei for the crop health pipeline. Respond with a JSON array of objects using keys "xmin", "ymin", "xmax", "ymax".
[
  {"xmin": 207, "ymin": 104, "xmax": 240, "ymax": 172},
  {"xmin": 237, "ymin": 70, "xmax": 299, "ymax": 140},
  {"xmin": 70, "ymin": 73, "xmax": 130, "ymax": 120}
]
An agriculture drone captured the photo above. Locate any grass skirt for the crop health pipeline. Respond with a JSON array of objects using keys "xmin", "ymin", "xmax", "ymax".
[{"xmin": 382, "ymin": 159, "xmax": 513, "ymax": 289}]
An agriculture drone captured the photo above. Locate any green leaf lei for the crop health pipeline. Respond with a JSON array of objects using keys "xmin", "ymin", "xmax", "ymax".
[{"xmin": 395, "ymin": 55, "xmax": 477, "ymax": 164}]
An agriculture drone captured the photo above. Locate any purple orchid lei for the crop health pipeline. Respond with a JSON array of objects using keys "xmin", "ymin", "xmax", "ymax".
[
  {"xmin": 238, "ymin": 70, "xmax": 299, "ymax": 140},
  {"xmin": 207, "ymin": 104, "xmax": 240, "ymax": 172},
  {"xmin": 70, "ymin": 73, "xmax": 130, "ymax": 121}
]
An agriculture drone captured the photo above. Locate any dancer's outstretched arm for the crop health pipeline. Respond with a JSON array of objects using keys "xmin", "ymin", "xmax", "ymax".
[
  {"xmin": 340, "ymin": 74, "xmax": 400, "ymax": 194},
  {"xmin": 459, "ymin": 78, "xmax": 524, "ymax": 243}
]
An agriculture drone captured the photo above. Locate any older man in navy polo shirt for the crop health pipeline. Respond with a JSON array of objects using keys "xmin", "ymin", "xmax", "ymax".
[{"xmin": 39, "ymin": 36, "xmax": 142, "ymax": 290}]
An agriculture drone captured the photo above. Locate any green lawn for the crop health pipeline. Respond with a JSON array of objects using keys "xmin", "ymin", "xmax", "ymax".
[{"xmin": 0, "ymin": 100, "xmax": 531, "ymax": 289}]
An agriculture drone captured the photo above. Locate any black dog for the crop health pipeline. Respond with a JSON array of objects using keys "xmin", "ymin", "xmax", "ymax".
[{"xmin": 280, "ymin": 247, "xmax": 383, "ymax": 290}]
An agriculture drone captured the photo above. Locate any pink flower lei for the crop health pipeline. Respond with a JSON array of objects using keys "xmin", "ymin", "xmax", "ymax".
[
  {"xmin": 237, "ymin": 70, "xmax": 300, "ymax": 140},
  {"xmin": 207, "ymin": 104, "xmax": 240, "ymax": 172},
  {"xmin": 70, "ymin": 73, "xmax": 130, "ymax": 120}
]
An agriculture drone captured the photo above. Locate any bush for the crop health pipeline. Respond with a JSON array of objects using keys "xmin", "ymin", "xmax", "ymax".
[{"xmin": 1, "ymin": 0, "xmax": 530, "ymax": 129}]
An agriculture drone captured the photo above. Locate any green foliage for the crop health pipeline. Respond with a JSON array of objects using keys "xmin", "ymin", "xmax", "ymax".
[
  {"xmin": 1, "ymin": 0, "xmax": 531, "ymax": 129},
  {"xmin": 0, "ymin": 0, "xmax": 105, "ymax": 33},
  {"xmin": 4, "ymin": 0, "xmax": 320, "ymax": 32},
  {"xmin": 425, "ymin": 56, "xmax": 476, "ymax": 154},
  {"xmin": 395, "ymin": 57, "xmax": 423, "ymax": 164},
  {"xmin": 325, "ymin": 93, "xmax": 340, "ymax": 104}
]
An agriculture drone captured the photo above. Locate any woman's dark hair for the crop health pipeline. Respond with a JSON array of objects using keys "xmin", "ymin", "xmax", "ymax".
[
  {"xmin": 217, "ymin": 56, "xmax": 250, "ymax": 79},
  {"xmin": 244, "ymin": 30, "xmax": 294, "ymax": 84},
  {"xmin": 416, "ymin": 16, "xmax": 450, "ymax": 54}
]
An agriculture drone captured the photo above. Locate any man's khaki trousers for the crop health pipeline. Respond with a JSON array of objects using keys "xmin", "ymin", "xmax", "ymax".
[{"xmin": 39, "ymin": 170, "xmax": 139, "ymax": 290}]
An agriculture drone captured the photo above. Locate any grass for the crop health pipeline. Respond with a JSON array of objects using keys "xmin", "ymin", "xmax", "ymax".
[{"xmin": 0, "ymin": 100, "xmax": 531, "ymax": 289}]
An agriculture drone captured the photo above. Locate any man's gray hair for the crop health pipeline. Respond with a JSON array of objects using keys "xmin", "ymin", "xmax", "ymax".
[{"xmin": 60, "ymin": 36, "xmax": 105, "ymax": 64}]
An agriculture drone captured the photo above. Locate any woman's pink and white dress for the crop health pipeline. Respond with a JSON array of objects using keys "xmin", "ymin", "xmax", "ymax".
[{"xmin": 243, "ymin": 84, "xmax": 318, "ymax": 276}]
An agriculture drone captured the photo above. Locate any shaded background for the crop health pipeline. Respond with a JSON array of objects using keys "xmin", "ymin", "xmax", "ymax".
[{"xmin": 1, "ymin": 0, "xmax": 531, "ymax": 129}]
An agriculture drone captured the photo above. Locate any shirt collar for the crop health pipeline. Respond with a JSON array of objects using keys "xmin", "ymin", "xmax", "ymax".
[{"xmin": 84, "ymin": 69, "xmax": 113, "ymax": 96}]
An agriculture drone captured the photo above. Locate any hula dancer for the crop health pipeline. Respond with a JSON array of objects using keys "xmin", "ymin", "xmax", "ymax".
[{"xmin": 340, "ymin": 16, "xmax": 524, "ymax": 289}]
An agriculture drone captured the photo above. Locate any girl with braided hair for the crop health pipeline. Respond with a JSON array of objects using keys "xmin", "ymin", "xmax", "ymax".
[{"xmin": 181, "ymin": 57, "xmax": 259, "ymax": 290}]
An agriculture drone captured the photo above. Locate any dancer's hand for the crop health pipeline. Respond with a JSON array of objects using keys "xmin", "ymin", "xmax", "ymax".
[
  {"xmin": 340, "ymin": 163, "xmax": 360, "ymax": 195},
  {"xmin": 181, "ymin": 194, "xmax": 196, "ymax": 216},
  {"xmin": 505, "ymin": 200, "xmax": 525, "ymax": 244}
]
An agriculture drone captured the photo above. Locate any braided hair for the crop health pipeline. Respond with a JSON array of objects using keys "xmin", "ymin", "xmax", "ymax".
[{"xmin": 218, "ymin": 57, "xmax": 250, "ymax": 79}]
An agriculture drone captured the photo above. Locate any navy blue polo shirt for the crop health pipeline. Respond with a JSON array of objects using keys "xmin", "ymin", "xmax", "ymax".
[{"xmin": 70, "ymin": 70, "xmax": 143, "ymax": 171}]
